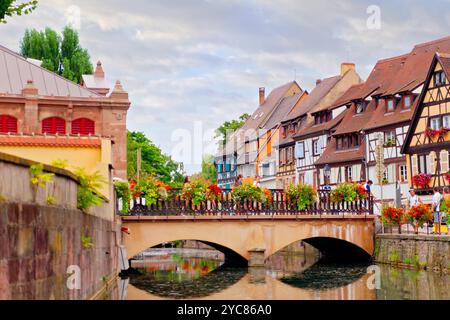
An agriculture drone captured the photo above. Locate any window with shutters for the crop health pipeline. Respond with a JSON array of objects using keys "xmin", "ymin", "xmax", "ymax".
[
  {"xmin": 72, "ymin": 118, "xmax": 95, "ymax": 135},
  {"xmin": 42, "ymin": 117, "xmax": 66, "ymax": 134},
  {"xmin": 0, "ymin": 115, "xmax": 18, "ymax": 133}
]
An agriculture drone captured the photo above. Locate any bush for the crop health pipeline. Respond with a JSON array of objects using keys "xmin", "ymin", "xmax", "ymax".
[
  {"xmin": 75, "ymin": 168, "xmax": 106, "ymax": 211},
  {"xmin": 114, "ymin": 181, "xmax": 131, "ymax": 214}
]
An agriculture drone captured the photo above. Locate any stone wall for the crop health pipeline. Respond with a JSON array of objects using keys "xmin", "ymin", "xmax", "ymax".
[
  {"xmin": 375, "ymin": 234, "xmax": 450, "ymax": 273},
  {"xmin": 0, "ymin": 153, "xmax": 120, "ymax": 300}
]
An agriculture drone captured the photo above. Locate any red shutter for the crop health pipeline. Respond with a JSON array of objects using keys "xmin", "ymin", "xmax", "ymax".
[
  {"xmin": 42, "ymin": 117, "xmax": 66, "ymax": 134},
  {"xmin": 71, "ymin": 118, "xmax": 95, "ymax": 135},
  {"xmin": 0, "ymin": 115, "xmax": 18, "ymax": 133}
]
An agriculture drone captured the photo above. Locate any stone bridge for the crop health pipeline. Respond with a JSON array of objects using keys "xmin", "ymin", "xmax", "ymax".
[{"xmin": 121, "ymin": 215, "xmax": 375, "ymax": 266}]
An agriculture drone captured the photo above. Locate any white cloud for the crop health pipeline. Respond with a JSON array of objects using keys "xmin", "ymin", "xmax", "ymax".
[{"xmin": 1, "ymin": 0, "xmax": 450, "ymax": 173}]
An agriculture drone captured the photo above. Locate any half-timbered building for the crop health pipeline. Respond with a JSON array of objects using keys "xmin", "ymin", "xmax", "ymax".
[
  {"xmin": 283, "ymin": 63, "xmax": 361, "ymax": 188},
  {"xmin": 235, "ymin": 81, "xmax": 304, "ymax": 183},
  {"xmin": 402, "ymin": 52, "xmax": 450, "ymax": 194}
]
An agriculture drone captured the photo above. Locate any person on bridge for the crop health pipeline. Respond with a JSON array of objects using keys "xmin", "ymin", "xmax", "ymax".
[
  {"xmin": 234, "ymin": 174, "xmax": 243, "ymax": 187},
  {"xmin": 431, "ymin": 187, "xmax": 443, "ymax": 235},
  {"xmin": 406, "ymin": 189, "xmax": 422, "ymax": 211},
  {"xmin": 364, "ymin": 180, "xmax": 373, "ymax": 195}
]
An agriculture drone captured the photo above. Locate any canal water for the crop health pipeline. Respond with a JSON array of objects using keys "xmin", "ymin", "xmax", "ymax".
[{"xmin": 120, "ymin": 245, "xmax": 450, "ymax": 300}]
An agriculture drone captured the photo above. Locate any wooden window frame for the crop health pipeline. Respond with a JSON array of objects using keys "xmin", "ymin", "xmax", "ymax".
[
  {"xmin": 386, "ymin": 98, "xmax": 396, "ymax": 112},
  {"xmin": 429, "ymin": 116, "xmax": 442, "ymax": 130},
  {"xmin": 402, "ymin": 95, "xmax": 412, "ymax": 109},
  {"xmin": 312, "ymin": 139, "xmax": 320, "ymax": 156},
  {"xmin": 296, "ymin": 141, "xmax": 305, "ymax": 159}
]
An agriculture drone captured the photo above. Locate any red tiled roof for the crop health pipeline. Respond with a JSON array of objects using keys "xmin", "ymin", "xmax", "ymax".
[
  {"xmin": 239, "ymin": 81, "xmax": 303, "ymax": 134},
  {"xmin": 0, "ymin": 135, "xmax": 102, "ymax": 148},
  {"xmin": 363, "ymin": 96, "xmax": 418, "ymax": 132},
  {"xmin": 315, "ymin": 136, "xmax": 366, "ymax": 166},
  {"xmin": 437, "ymin": 53, "xmax": 450, "ymax": 79},
  {"xmin": 333, "ymin": 99, "xmax": 378, "ymax": 136},
  {"xmin": 0, "ymin": 45, "xmax": 100, "ymax": 98},
  {"xmin": 262, "ymin": 92, "xmax": 306, "ymax": 130},
  {"xmin": 325, "ymin": 83, "xmax": 366, "ymax": 110},
  {"xmin": 293, "ymin": 110, "xmax": 346, "ymax": 140},
  {"xmin": 282, "ymin": 76, "xmax": 342, "ymax": 122},
  {"xmin": 383, "ymin": 35, "xmax": 450, "ymax": 95}
]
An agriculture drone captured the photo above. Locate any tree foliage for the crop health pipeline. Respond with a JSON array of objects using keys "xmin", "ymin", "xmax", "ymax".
[
  {"xmin": 215, "ymin": 113, "xmax": 249, "ymax": 145},
  {"xmin": 197, "ymin": 154, "xmax": 217, "ymax": 184},
  {"xmin": 127, "ymin": 131, "xmax": 184, "ymax": 183},
  {"xmin": 0, "ymin": 0, "xmax": 37, "ymax": 23},
  {"xmin": 20, "ymin": 26, "xmax": 93, "ymax": 83}
]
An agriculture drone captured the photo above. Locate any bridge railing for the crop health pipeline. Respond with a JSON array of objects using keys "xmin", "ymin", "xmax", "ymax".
[{"xmin": 117, "ymin": 189, "xmax": 374, "ymax": 217}]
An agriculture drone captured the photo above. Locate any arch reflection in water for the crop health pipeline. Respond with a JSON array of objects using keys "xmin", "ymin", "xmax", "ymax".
[
  {"xmin": 279, "ymin": 262, "xmax": 369, "ymax": 290},
  {"xmin": 128, "ymin": 249, "xmax": 246, "ymax": 299}
]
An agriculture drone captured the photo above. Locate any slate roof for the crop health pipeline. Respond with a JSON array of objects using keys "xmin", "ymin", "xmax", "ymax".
[{"xmin": 0, "ymin": 45, "xmax": 99, "ymax": 98}]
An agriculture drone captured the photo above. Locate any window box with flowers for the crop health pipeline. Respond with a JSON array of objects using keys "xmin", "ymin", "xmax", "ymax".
[
  {"xmin": 425, "ymin": 127, "xmax": 449, "ymax": 141},
  {"xmin": 411, "ymin": 173, "xmax": 432, "ymax": 189}
]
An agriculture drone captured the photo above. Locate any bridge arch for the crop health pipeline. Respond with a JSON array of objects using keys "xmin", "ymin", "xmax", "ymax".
[{"xmin": 122, "ymin": 217, "xmax": 374, "ymax": 264}]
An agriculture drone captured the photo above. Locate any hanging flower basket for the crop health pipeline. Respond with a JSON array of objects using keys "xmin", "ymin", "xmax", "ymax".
[{"xmin": 411, "ymin": 173, "xmax": 432, "ymax": 189}]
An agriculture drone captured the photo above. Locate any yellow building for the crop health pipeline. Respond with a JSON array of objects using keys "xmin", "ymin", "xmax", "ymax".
[
  {"xmin": 403, "ymin": 53, "xmax": 450, "ymax": 193},
  {"xmin": 0, "ymin": 134, "xmax": 113, "ymax": 198}
]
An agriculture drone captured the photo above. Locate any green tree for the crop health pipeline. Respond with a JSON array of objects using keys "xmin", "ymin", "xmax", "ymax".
[
  {"xmin": 215, "ymin": 113, "xmax": 250, "ymax": 146},
  {"xmin": 0, "ymin": 0, "xmax": 37, "ymax": 23},
  {"xmin": 199, "ymin": 154, "xmax": 217, "ymax": 183},
  {"xmin": 20, "ymin": 26, "xmax": 93, "ymax": 84},
  {"xmin": 127, "ymin": 131, "xmax": 184, "ymax": 183}
]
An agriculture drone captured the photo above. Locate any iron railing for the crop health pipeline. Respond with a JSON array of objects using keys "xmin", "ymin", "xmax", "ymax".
[{"xmin": 118, "ymin": 189, "xmax": 374, "ymax": 217}]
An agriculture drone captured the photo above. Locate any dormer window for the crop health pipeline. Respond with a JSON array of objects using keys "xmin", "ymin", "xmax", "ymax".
[
  {"xmin": 281, "ymin": 126, "xmax": 287, "ymax": 138},
  {"xmin": 355, "ymin": 102, "xmax": 365, "ymax": 114},
  {"xmin": 403, "ymin": 95, "xmax": 412, "ymax": 108},
  {"xmin": 314, "ymin": 111, "xmax": 332, "ymax": 125},
  {"xmin": 435, "ymin": 71, "xmax": 446, "ymax": 86},
  {"xmin": 386, "ymin": 99, "xmax": 395, "ymax": 112}
]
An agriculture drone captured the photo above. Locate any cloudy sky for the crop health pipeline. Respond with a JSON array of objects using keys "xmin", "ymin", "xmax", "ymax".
[{"xmin": 2, "ymin": 0, "xmax": 450, "ymax": 173}]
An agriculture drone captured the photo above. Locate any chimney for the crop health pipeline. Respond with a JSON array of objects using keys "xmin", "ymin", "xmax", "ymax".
[
  {"xmin": 341, "ymin": 62, "xmax": 356, "ymax": 76},
  {"xmin": 316, "ymin": 79, "xmax": 322, "ymax": 86},
  {"xmin": 95, "ymin": 60, "xmax": 105, "ymax": 78},
  {"xmin": 259, "ymin": 87, "xmax": 265, "ymax": 105}
]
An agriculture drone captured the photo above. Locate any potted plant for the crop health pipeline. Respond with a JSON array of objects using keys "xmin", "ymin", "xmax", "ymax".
[
  {"xmin": 285, "ymin": 183, "xmax": 317, "ymax": 211},
  {"xmin": 261, "ymin": 188, "xmax": 274, "ymax": 207},
  {"xmin": 411, "ymin": 173, "xmax": 432, "ymax": 189},
  {"xmin": 381, "ymin": 207, "xmax": 405, "ymax": 233},
  {"xmin": 407, "ymin": 204, "xmax": 433, "ymax": 234}
]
